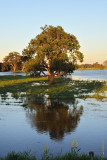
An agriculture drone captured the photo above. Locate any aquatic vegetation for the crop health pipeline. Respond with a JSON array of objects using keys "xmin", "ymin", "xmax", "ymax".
[
  {"xmin": 97, "ymin": 141, "xmax": 105, "ymax": 160},
  {"xmin": 0, "ymin": 75, "xmax": 106, "ymax": 100},
  {"xmin": 71, "ymin": 139, "xmax": 80, "ymax": 154},
  {"xmin": 0, "ymin": 76, "xmax": 47, "ymax": 94},
  {"xmin": 1, "ymin": 149, "xmax": 107, "ymax": 160}
]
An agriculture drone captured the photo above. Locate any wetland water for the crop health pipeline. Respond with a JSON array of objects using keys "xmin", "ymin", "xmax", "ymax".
[
  {"xmin": 0, "ymin": 71, "xmax": 25, "ymax": 76},
  {"xmin": 71, "ymin": 69, "xmax": 107, "ymax": 80},
  {"xmin": 0, "ymin": 93, "xmax": 107, "ymax": 158},
  {"xmin": 0, "ymin": 70, "xmax": 107, "ymax": 158},
  {"xmin": 0, "ymin": 69, "xmax": 107, "ymax": 80}
]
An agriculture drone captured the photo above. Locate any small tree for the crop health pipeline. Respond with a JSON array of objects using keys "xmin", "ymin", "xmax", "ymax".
[
  {"xmin": 3, "ymin": 52, "xmax": 21, "ymax": 72},
  {"xmin": 23, "ymin": 25, "xmax": 84, "ymax": 83}
]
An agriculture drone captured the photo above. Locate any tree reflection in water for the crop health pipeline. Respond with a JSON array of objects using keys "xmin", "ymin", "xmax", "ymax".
[{"xmin": 25, "ymin": 96, "xmax": 83, "ymax": 141}]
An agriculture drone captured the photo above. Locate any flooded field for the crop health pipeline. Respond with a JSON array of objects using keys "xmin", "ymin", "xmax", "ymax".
[{"xmin": 0, "ymin": 92, "xmax": 107, "ymax": 159}]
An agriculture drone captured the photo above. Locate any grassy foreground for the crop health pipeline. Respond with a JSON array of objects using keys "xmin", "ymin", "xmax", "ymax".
[
  {"xmin": 0, "ymin": 151, "xmax": 107, "ymax": 160},
  {"xmin": 0, "ymin": 75, "xmax": 107, "ymax": 100}
]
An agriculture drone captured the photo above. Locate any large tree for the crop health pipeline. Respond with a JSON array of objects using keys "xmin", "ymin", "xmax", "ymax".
[
  {"xmin": 3, "ymin": 52, "xmax": 21, "ymax": 72},
  {"xmin": 23, "ymin": 25, "xmax": 84, "ymax": 83}
]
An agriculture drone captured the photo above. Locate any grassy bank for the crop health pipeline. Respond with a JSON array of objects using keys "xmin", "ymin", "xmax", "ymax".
[
  {"xmin": 0, "ymin": 151, "xmax": 107, "ymax": 160},
  {"xmin": 0, "ymin": 75, "xmax": 107, "ymax": 100},
  {"xmin": 77, "ymin": 68, "xmax": 107, "ymax": 70}
]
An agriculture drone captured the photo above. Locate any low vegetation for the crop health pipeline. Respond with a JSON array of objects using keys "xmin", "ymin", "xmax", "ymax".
[
  {"xmin": 0, "ymin": 75, "xmax": 107, "ymax": 100},
  {"xmin": 0, "ymin": 150, "xmax": 107, "ymax": 160}
]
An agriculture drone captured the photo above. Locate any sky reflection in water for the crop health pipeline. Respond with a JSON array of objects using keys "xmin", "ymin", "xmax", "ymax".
[{"xmin": 0, "ymin": 93, "xmax": 107, "ymax": 158}]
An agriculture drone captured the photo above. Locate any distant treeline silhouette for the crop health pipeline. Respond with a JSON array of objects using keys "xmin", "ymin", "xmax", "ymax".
[{"xmin": 77, "ymin": 61, "xmax": 107, "ymax": 70}]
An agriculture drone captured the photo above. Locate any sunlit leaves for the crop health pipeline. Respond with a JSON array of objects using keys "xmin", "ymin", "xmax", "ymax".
[{"xmin": 23, "ymin": 25, "xmax": 84, "ymax": 83}]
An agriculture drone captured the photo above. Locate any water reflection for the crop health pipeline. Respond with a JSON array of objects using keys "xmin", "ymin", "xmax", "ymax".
[
  {"xmin": 0, "ymin": 92, "xmax": 83, "ymax": 140},
  {"xmin": 25, "ymin": 97, "xmax": 83, "ymax": 141}
]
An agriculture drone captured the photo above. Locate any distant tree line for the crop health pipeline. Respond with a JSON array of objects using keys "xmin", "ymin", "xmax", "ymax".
[{"xmin": 77, "ymin": 61, "xmax": 107, "ymax": 70}]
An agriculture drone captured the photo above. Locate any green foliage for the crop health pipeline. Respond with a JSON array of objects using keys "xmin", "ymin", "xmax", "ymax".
[
  {"xmin": 24, "ymin": 58, "xmax": 41, "ymax": 76},
  {"xmin": 23, "ymin": 25, "xmax": 84, "ymax": 83},
  {"xmin": 2, "ymin": 52, "xmax": 21, "ymax": 72}
]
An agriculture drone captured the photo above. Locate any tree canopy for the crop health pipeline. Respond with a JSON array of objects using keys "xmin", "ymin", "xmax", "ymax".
[
  {"xmin": 23, "ymin": 25, "xmax": 84, "ymax": 83},
  {"xmin": 3, "ymin": 52, "xmax": 21, "ymax": 72}
]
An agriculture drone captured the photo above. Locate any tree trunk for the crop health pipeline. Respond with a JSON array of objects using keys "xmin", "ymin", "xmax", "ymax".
[
  {"xmin": 47, "ymin": 59, "xmax": 50, "ymax": 79},
  {"xmin": 47, "ymin": 71, "xmax": 50, "ymax": 80},
  {"xmin": 13, "ymin": 64, "xmax": 17, "ymax": 72},
  {"xmin": 49, "ymin": 73, "xmax": 55, "ymax": 84},
  {"xmin": 22, "ymin": 63, "xmax": 25, "ymax": 72},
  {"xmin": 57, "ymin": 71, "xmax": 61, "ymax": 77}
]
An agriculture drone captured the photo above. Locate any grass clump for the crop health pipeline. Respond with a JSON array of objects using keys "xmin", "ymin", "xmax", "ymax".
[{"xmin": 0, "ymin": 151, "xmax": 36, "ymax": 160}]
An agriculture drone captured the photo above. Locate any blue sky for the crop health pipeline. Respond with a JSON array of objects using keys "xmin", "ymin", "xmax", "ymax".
[{"xmin": 0, "ymin": 0, "xmax": 107, "ymax": 63}]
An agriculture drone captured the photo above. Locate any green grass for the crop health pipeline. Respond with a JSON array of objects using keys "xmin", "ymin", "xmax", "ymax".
[
  {"xmin": 0, "ymin": 76, "xmax": 48, "ymax": 94},
  {"xmin": 0, "ymin": 75, "xmax": 107, "ymax": 100},
  {"xmin": 0, "ymin": 76, "xmax": 47, "ymax": 87},
  {"xmin": 0, "ymin": 151, "xmax": 107, "ymax": 160}
]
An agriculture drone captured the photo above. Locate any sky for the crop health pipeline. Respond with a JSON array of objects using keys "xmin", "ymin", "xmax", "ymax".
[{"xmin": 0, "ymin": 0, "xmax": 107, "ymax": 64}]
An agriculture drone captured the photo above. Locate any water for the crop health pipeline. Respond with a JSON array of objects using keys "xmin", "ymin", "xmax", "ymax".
[
  {"xmin": 0, "ymin": 93, "xmax": 107, "ymax": 158},
  {"xmin": 1, "ymin": 70, "xmax": 107, "ymax": 80},
  {"xmin": 72, "ymin": 70, "xmax": 107, "ymax": 80},
  {"xmin": 0, "ymin": 72, "xmax": 25, "ymax": 76},
  {"xmin": 0, "ymin": 70, "xmax": 107, "ymax": 158}
]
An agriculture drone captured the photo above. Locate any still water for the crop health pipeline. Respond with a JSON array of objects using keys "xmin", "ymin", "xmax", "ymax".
[
  {"xmin": 0, "ymin": 93, "xmax": 107, "ymax": 158},
  {"xmin": 0, "ymin": 70, "xmax": 107, "ymax": 80},
  {"xmin": 72, "ymin": 69, "xmax": 107, "ymax": 80},
  {"xmin": 0, "ymin": 72, "xmax": 25, "ymax": 76}
]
